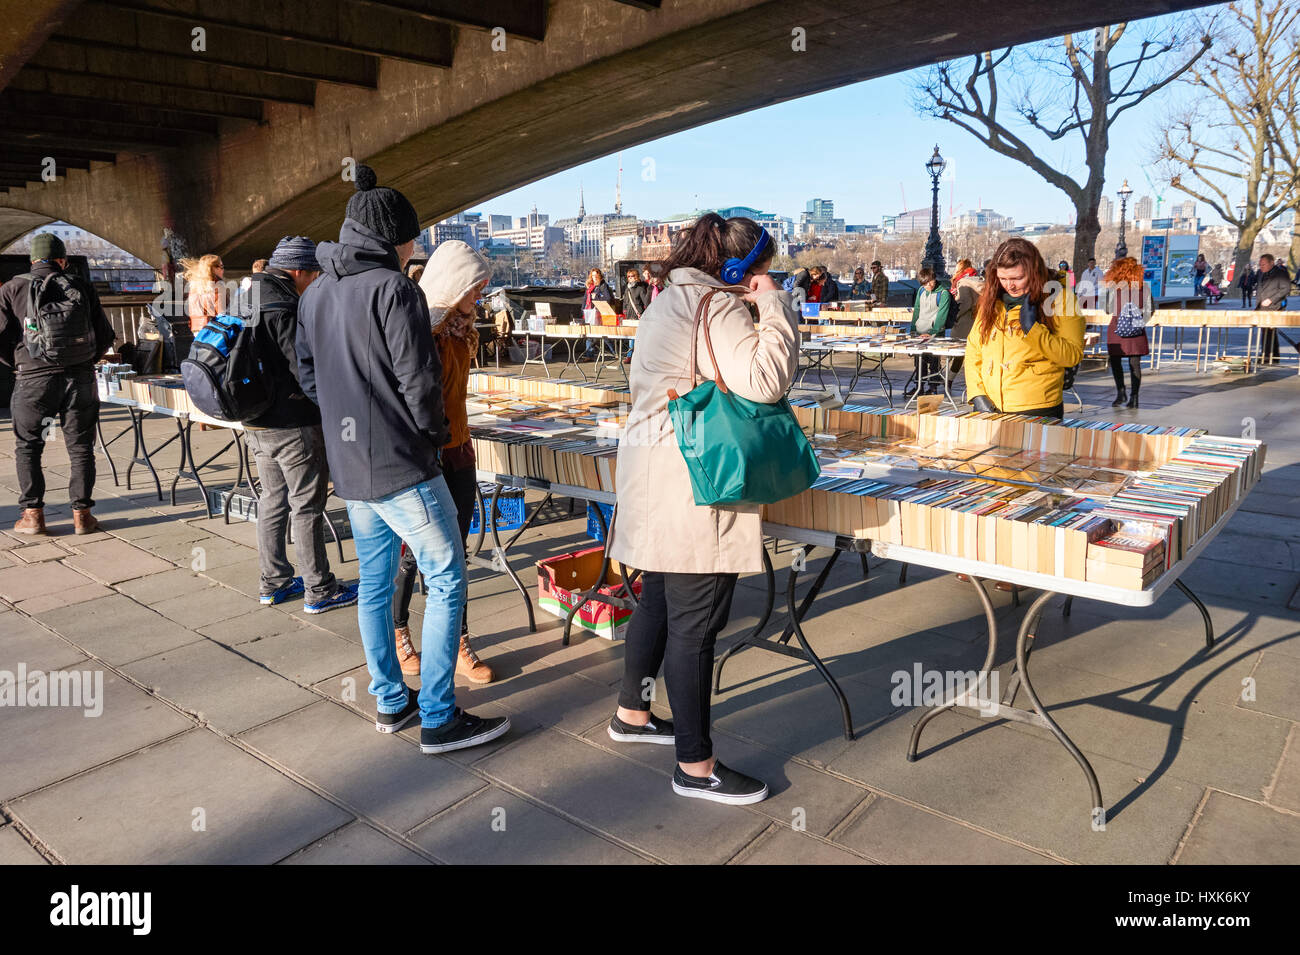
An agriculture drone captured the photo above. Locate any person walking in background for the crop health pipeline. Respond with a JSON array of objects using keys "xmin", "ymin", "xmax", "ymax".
[
  {"xmin": 1193, "ymin": 253, "xmax": 1208, "ymax": 296},
  {"xmin": 1255, "ymin": 252, "xmax": 1290, "ymax": 364},
  {"xmin": 1077, "ymin": 257, "xmax": 1105, "ymax": 309},
  {"xmin": 870, "ymin": 260, "xmax": 889, "ymax": 304},
  {"xmin": 182, "ymin": 253, "xmax": 225, "ymax": 333},
  {"xmin": 1237, "ymin": 262, "xmax": 1257, "ymax": 308},
  {"xmin": 243, "ymin": 237, "xmax": 357, "ymax": 614},
  {"xmin": 909, "ymin": 266, "xmax": 951, "ymax": 396},
  {"xmin": 964, "ymin": 237, "xmax": 1084, "ymax": 420},
  {"xmin": 1101, "ymin": 256, "xmax": 1151, "ymax": 409},
  {"xmin": 624, "ymin": 268, "xmax": 652, "ymax": 320},
  {"xmin": 849, "ymin": 266, "xmax": 871, "ymax": 299},
  {"xmin": 1210, "ymin": 262, "xmax": 1225, "ymax": 289},
  {"xmin": 947, "ymin": 258, "xmax": 983, "ymax": 381},
  {"xmin": 388, "ymin": 240, "xmax": 496, "ymax": 685},
  {"xmin": 0, "ymin": 232, "xmax": 116, "ymax": 536},
  {"xmin": 606, "ymin": 213, "xmax": 798, "ymax": 806},
  {"xmin": 296, "ymin": 164, "xmax": 508, "ymax": 754}
]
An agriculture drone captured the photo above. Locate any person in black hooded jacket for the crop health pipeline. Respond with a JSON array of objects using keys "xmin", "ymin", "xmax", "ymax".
[{"xmin": 296, "ymin": 164, "xmax": 509, "ymax": 756}]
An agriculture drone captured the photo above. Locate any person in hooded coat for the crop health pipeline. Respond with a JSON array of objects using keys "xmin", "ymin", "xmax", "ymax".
[
  {"xmin": 388, "ymin": 240, "xmax": 496, "ymax": 685},
  {"xmin": 296, "ymin": 165, "xmax": 509, "ymax": 755}
]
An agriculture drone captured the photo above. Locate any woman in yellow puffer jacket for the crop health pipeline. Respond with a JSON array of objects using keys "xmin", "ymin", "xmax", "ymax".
[{"xmin": 964, "ymin": 238, "xmax": 1084, "ymax": 418}]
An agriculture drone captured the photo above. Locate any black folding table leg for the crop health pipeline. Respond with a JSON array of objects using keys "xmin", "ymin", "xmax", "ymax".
[
  {"xmin": 126, "ymin": 408, "xmax": 165, "ymax": 500},
  {"xmin": 1014, "ymin": 590, "xmax": 1105, "ymax": 819},
  {"xmin": 1175, "ymin": 578, "xmax": 1215, "ymax": 648},
  {"xmin": 486, "ymin": 483, "xmax": 536, "ymax": 634},
  {"xmin": 95, "ymin": 417, "xmax": 122, "ymax": 487},
  {"xmin": 908, "ymin": 575, "xmax": 999, "ymax": 760},
  {"xmin": 783, "ymin": 553, "xmax": 854, "ymax": 740},
  {"xmin": 713, "ymin": 546, "xmax": 776, "ymax": 692}
]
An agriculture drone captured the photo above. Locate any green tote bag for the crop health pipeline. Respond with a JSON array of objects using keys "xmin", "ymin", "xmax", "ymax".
[{"xmin": 666, "ymin": 287, "xmax": 820, "ymax": 507}]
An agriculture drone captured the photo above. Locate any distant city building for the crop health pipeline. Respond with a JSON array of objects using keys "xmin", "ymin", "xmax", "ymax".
[
  {"xmin": 947, "ymin": 208, "xmax": 1013, "ymax": 232},
  {"xmin": 1134, "ymin": 196, "xmax": 1154, "ymax": 221},
  {"xmin": 891, "ymin": 209, "xmax": 933, "ymax": 234},
  {"xmin": 2, "ymin": 220, "xmax": 149, "ymax": 271},
  {"xmin": 432, "ymin": 212, "xmax": 482, "ymax": 250},
  {"xmin": 554, "ymin": 187, "xmax": 640, "ymax": 264},
  {"xmin": 798, "ymin": 198, "xmax": 846, "ymax": 237},
  {"xmin": 1097, "ymin": 196, "xmax": 1114, "ymax": 226},
  {"xmin": 487, "ymin": 224, "xmax": 564, "ymax": 253},
  {"xmin": 487, "ymin": 214, "xmax": 513, "ymax": 233}
]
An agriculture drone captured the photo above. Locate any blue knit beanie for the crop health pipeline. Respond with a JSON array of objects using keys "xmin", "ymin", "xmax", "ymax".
[{"xmin": 268, "ymin": 235, "xmax": 320, "ymax": 271}]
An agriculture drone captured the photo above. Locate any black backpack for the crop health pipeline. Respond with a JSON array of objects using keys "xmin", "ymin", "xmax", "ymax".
[
  {"xmin": 21, "ymin": 271, "xmax": 98, "ymax": 366},
  {"xmin": 180, "ymin": 313, "xmax": 274, "ymax": 422}
]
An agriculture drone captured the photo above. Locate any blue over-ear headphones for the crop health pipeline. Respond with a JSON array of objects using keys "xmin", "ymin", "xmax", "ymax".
[{"xmin": 720, "ymin": 229, "xmax": 772, "ymax": 285}]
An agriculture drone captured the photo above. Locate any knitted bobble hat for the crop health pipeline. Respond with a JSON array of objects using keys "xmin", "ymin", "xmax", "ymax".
[{"xmin": 345, "ymin": 164, "xmax": 421, "ymax": 246}]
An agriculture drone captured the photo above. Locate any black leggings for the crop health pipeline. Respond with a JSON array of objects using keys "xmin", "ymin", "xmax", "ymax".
[
  {"xmin": 618, "ymin": 570, "xmax": 739, "ymax": 763},
  {"xmin": 1109, "ymin": 355, "xmax": 1142, "ymax": 392},
  {"xmin": 393, "ymin": 462, "xmax": 478, "ymax": 631}
]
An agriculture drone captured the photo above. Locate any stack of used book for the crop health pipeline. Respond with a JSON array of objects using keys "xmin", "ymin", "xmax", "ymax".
[
  {"xmin": 465, "ymin": 373, "xmax": 1264, "ymax": 591},
  {"xmin": 115, "ymin": 375, "xmax": 196, "ymax": 415}
]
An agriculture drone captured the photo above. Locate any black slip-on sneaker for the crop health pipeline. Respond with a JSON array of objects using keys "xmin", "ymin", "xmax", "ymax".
[
  {"xmin": 375, "ymin": 692, "xmax": 419, "ymax": 734},
  {"xmin": 421, "ymin": 708, "xmax": 511, "ymax": 754},
  {"xmin": 672, "ymin": 760, "xmax": 769, "ymax": 805},
  {"xmin": 607, "ymin": 713, "xmax": 675, "ymax": 745}
]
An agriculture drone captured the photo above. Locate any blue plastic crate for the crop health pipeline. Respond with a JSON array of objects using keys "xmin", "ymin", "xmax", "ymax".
[
  {"xmin": 469, "ymin": 483, "xmax": 526, "ymax": 534},
  {"xmin": 585, "ymin": 501, "xmax": 614, "ymax": 542},
  {"xmin": 801, "ymin": 302, "xmax": 822, "ymax": 319}
]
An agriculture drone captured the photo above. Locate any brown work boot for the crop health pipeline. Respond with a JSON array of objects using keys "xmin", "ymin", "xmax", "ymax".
[
  {"xmin": 457, "ymin": 634, "xmax": 495, "ymax": 685},
  {"xmin": 394, "ymin": 626, "xmax": 421, "ymax": 676},
  {"xmin": 12, "ymin": 508, "xmax": 46, "ymax": 535},
  {"xmin": 73, "ymin": 509, "xmax": 100, "ymax": 535}
]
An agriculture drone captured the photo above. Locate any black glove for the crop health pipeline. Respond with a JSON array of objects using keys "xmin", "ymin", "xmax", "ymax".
[
  {"xmin": 971, "ymin": 395, "xmax": 998, "ymax": 413},
  {"xmin": 1018, "ymin": 300, "xmax": 1038, "ymax": 335}
]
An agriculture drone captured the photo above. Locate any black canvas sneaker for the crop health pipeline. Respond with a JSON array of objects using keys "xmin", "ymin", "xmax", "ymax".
[
  {"xmin": 421, "ymin": 708, "xmax": 511, "ymax": 754},
  {"xmin": 672, "ymin": 760, "xmax": 769, "ymax": 805},
  {"xmin": 375, "ymin": 692, "xmax": 419, "ymax": 734},
  {"xmin": 607, "ymin": 713, "xmax": 675, "ymax": 745}
]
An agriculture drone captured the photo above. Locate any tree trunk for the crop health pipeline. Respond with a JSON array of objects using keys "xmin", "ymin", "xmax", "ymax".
[
  {"xmin": 1073, "ymin": 200, "xmax": 1102, "ymax": 275},
  {"xmin": 1231, "ymin": 224, "xmax": 1261, "ymax": 283}
]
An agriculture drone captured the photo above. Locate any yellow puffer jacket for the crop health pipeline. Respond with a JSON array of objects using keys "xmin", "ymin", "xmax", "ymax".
[{"xmin": 963, "ymin": 297, "xmax": 1084, "ymax": 412}]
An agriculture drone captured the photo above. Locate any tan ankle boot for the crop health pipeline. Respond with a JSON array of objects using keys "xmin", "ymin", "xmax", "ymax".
[
  {"xmin": 394, "ymin": 626, "xmax": 421, "ymax": 676},
  {"xmin": 457, "ymin": 634, "xmax": 494, "ymax": 684},
  {"xmin": 73, "ymin": 509, "xmax": 100, "ymax": 535},
  {"xmin": 13, "ymin": 508, "xmax": 46, "ymax": 535}
]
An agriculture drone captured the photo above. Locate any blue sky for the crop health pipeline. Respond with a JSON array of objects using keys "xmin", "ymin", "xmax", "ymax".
[{"xmin": 479, "ymin": 14, "xmax": 1219, "ymax": 229}]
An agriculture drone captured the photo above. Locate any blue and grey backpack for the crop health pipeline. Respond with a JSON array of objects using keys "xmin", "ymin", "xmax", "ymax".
[{"xmin": 181, "ymin": 313, "xmax": 274, "ymax": 422}]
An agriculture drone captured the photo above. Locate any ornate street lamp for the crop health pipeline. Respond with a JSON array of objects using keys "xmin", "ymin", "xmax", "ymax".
[
  {"xmin": 1115, "ymin": 179, "xmax": 1133, "ymax": 259},
  {"xmin": 922, "ymin": 145, "xmax": 947, "ymax": 278}
]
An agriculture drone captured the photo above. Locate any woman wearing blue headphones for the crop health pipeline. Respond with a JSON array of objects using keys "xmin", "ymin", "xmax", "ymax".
[{"xmin": 603, "ymin": 213, "xmax": 799, "ymax": 806}]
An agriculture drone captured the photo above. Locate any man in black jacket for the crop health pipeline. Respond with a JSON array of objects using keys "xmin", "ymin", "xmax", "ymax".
[
  {"xmin": 296, "ymin": 165, "xmax": 509, "ymax": 755},
  {"xmin": 243, "ymin": 237, "xmax": 356, "ymax": 614},
  {"xmin": 1255, "ymin": 253, "xmax": 1290, "ymax": 364},
  {"xmin": 0, "ymin": 233, "xmax": 115, "ymax": 536}
]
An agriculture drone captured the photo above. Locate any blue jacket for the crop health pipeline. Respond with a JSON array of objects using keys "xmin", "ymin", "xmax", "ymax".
[{"xmin": 296, "ymin": 218, "xmax": 447, "ymax": 501}]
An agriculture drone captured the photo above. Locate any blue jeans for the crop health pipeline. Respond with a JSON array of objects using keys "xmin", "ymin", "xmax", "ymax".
[{"xmin": 345, "ymin": 477, "xmax": 466, "ymax": 728}]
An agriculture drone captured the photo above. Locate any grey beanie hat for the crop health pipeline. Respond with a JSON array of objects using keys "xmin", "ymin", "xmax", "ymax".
[
  {"xmin": 345, "ymin": 164, "xmax": 421, "ymax": 246},
  {"xmin": 268, "ymin": 235, "xmax": 320, "ymax": 271}
]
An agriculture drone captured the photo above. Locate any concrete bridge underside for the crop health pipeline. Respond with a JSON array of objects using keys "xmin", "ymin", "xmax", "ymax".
[{"xmin": 0, "ymin": 0, "xmax": 1214, "ymax": 267}]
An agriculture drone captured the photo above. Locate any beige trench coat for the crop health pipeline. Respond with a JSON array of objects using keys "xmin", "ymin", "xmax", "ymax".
[{"xmin": 606, "ymin": 267, "xmax": 799, "ymax": 574}]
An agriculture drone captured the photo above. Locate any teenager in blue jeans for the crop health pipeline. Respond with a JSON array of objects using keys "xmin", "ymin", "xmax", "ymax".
[{"xmin": 295, "ymin": 165, "xmax": 509, "ymax": 754}]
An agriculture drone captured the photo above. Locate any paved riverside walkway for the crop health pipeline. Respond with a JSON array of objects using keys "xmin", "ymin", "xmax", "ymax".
[{"xmin": 1, "ymin": 355, "xmax": 1298, "ymax": 865}]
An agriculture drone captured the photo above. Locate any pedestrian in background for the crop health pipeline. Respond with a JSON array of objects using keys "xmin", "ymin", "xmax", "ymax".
[
  {"xmin": 243, "ymin": 236, "xmax": 357, "ymax": 614},
  {"xmin": 870, "ymin": 260, "xmax": 889, "ymax": 304},
  {"xmin": 849, "ymin": 266, "xmax": 871, "ymax": 299},
  {"xmin": 1236, "ymin": 263, "xmax": 1257, "ymax": 308},
  {"xmin": 296, "ymin": 164, "xmax": 508, "ymax": 754},
  {"xmin": 182, "ymin": 253, "xmax": 225, "ymax": 333},
  {"xmin": 947, "ymin": 258, "xmax": 983, "ymax": 380},
  {"xmin": 909, "ymin": 266, "xmax": 951, "ymax": 396},
  {"xmin": 388, "ymin": 239, "xmax": 497, "ymax": 685},
  {"xmin": 1101, "ymin": 256, "xmax": 1151, "ymax": 409},
  {"xmin": 964, "ymin": 237, "xmax": 1084, "ymax": 420},
  {"xmin": 606, "ymin": 213, "xmax": 798, "ymax": 806},
  {"xmin": 1255, "ymin": 252, "xmax": 1290, "ymax": 364},
  {"xmin": 0, "ymin": 233, "xmax": 116, "ymax": 536}
]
